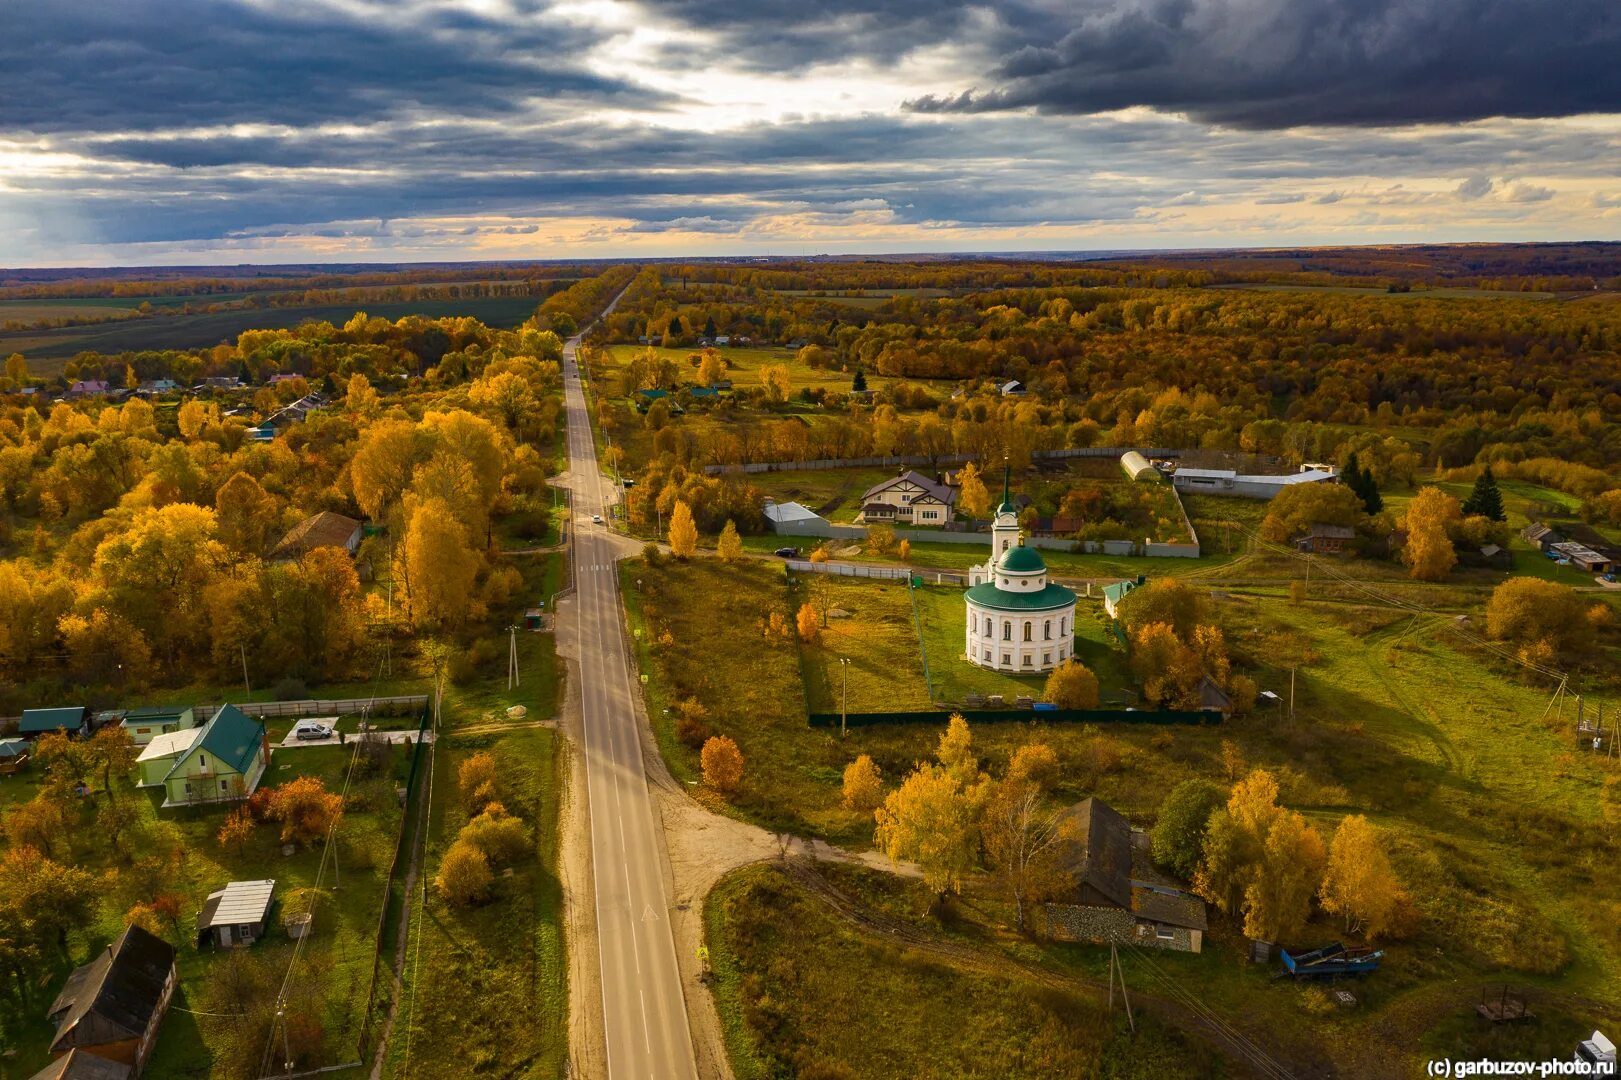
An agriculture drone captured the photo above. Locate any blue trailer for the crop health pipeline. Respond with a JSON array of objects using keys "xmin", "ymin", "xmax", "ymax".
[{"xmin": 1278, "ymin": 942, "xmax": 1383, "ymax": 980}]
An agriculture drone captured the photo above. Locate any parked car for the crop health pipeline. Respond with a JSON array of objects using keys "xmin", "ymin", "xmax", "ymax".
[
  {"xmin": 773, "ymin": 547, "xmax": 799, "ymax": 558},
  {"xmin": 291, "ymin": 720, "xmax": 333, "ymax": 741}
]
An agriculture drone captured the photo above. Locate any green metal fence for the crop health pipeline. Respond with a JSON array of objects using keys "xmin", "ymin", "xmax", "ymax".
[{"xmin": 807, "ymin": 707, "xmax": 1223, "ymax": 728}]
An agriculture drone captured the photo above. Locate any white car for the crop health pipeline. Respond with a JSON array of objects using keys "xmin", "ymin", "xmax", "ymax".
[
  {"xmin": 291, "ymin": 720, "xmax": 333, "ymax": 741},
  {"xmin": 591, "ymin": 514, "xmax": 604, "ymax": 524}
]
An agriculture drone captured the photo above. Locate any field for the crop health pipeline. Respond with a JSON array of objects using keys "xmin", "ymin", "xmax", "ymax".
[
  {"xmin": 624, "ymin": 545, "xmax": 1621, "ymax": 1074},
  {"xmin": 0, "ymin": 296, "xmax": 543, "ymax": 368},
  {"xmin": 379, "ymin": 725, "xmax": 567, "ymax": 1080},
  {"xmin": 600, "ymin": 343, "xmax": 926, "ymax": 397},
  {"xmin": 705, "ymin": 862, "xmax": 1206, "ymax": 1080},
  {"xmin": 1211, "ymin": 283, "xmax": 1557, "ymax": 300}
]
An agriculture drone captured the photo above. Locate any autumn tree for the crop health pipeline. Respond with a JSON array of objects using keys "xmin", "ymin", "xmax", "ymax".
[
  {"xmin": 215, "ymin": 471, "xmax": 280, "ymax": 556},
  {"xmin": 345, "ymin": 372, "xmax": 379, "ymax": 416},
  {"xmin": 1151, "ymin": 779, "xmax": 1223, "ymax": 879},
  {"xmin": 1259, "ymin": 482, "xmax": 1366, "ymax": 544},
  {"xmin": 841, "ymin": 755, "xmax": 883, "ymax": 814},
  {"xmin": 1243, "ymin": 809, "xmax": 1327, "ymax": 944},
  {"xmin": 218, "ymin": 807, "xmax": 256, "ymax": 852},
  {"xmin": 759, "ymin": 363, "xmax": 791, "ymax": 405},
  {"xmin": 349, "ymin": 418, "xmax": 421, "ymax": 520},
  {"xmin": 982, "ymin": 779, "xmax": 1071, "ymax": 932},
  {"xmin": 469, "ymin": 370, "xmax": 539, "ymax": 434},
  {"xmin": 1319, "ymin": 815, "xmax": 1408, "ymax": 939},
  {"xmin": 957, "ymin": 461, "xmax": 990, "ymax": 521},
  {"xmin": 1043, "ymin": 658, "xmax": 1100, "ymax": 709},
  {"xmin": 716, "ymin": 519, "xmax": 743, "ymax": 563},
  {"xmin": 88, "ymin": 725, "xmax": 139, "ymax": 804},
  {"xmin": 701, "ymin": 736, "xmax": 744, "ymax": 795},
  {"xmin": 668, "ymin": 499, "xmax": 698, "ymax": 558},
  {"xmin": 897, "ymin": 538, "xmax": 911, "ymax": 562},
  {"xmin": 6, "ymin": 794, "xmax": 70, "ymax": 858},
  {"xmin": 1005, "ymin": 742, "xmax": 1059, "ymax": 790},
  {"xmin": 436, "ymin": 840, "xmax": 494, "ymax": 906},
  {"xmin": 874, "ymin": 762, "xmax": 981, "ymax": 900},
  {"xmin": 1486, "ymin": 576, "xmax": 1592, "ymax": 660},
  {"xmin": 403, "ymin": 498, "xmax": 479, "ymax": 627},
  {"xmin": 458, "ymin": 805, "xmax": 530, "ymax": 868},
  {"xmin": 1401, "ymin": 486, "xmax": 1461, "ymax": 581},
  {"xmin": 1117, "ymin": 579, "xmax": 1207, "ymax": 639},
  {"xmin": 266, "ymin": 777, "xmax": 345, "ymax": 847},
  {"xmin": 796, "ymin": 603, "xmax": 820, "ymax": 644},
  {"xmin": 0, "ymin": 846, "xmax": 97, "ymax": 954}
]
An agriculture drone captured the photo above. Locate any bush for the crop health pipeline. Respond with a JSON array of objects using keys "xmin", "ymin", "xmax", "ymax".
[
  {"xmin": 459, "ymin": 805, "xmax": 530, "ymax": 868},
  {"xmin": 676, "ymin": 713, "xmax": 712, "ymax": 750},
  {"xmin": 436, "ymin": 839, "xmax": 494, "ymax": 906},
  {"xmin": 458, "ymin": 751, "xmax": 500, "ymax": 815},
  {"xmin": 272, "ymin": 677, "xmax": 308, "ymax": 702}
]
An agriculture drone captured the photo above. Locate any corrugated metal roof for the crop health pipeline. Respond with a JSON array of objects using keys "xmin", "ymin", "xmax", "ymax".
[
  {"xmin": 200, "ymin": 880, "xmax": 276, "ymax": 929},
  {"xmin": 20, "ymin": 707, "xmax": 88, "ymax": 733}
]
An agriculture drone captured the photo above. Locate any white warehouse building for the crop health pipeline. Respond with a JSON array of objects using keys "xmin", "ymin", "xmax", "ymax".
[
  {"xmin": 964, "ymin": 469, "xmax": 1078, "ymax": 674},
  {"xmin": 1170, "ymin": 464, "xmax": 1338, "ymax": 500}
]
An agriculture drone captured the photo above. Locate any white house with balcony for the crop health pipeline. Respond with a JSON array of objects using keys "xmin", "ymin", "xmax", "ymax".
[{"xmin": 964, "ymin": 468, "xmax": 1077, "ymax": 674}]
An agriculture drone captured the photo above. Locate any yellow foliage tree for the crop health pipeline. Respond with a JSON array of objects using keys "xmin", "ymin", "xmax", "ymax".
[
  {"xmin": 346, "ymin": 372, "xmax": 379, "ymax": 415},
  {"xmin": 668, "ymin": 500, "xmax": 698, "ymax": 559},
  {"xmin": 1242, "ymin": 809, "xmax": 1326, "ymax": 944},
  {"xmin": 957, "ymin": 461, "xmax": 990, "ymax": 521},
  {"xmin": 897, "ymin": 538, "xmax": 911, "ymax": 561},
  {"xmin": 266, "ymin": 777, "xmax": 345, "ymax": 847},
  {"xmin": 759, "ymin": 364, "xmax": 792, "ymax": 405},
  {"xmin": 796, "ymin": 603, "xmax": 820, "ymax": 643},
  {"xmin": 349, "ymin": 418, "xmax": 421, "ymax": 520},
  {"xmin": 716, "ymin": 519, "xmax": 743, "ymax": 563},
  {"xmin": 874, "ymin": 761, "xmax": 980, "ymax": 899},
  {"xmin": 1043, "ymin": 659, "xmax": 1100, "ymax": 709},
  {"xmin": 701, "ymin": 736, "xmax": 744, "ymax": 795},
  {"xmin": 403, "ymin": 497, "xmax": 479, "ymax": 628},
  {"xmin": 1400, "ymin": 486, "xmax": 1461, "ymax": 581},
  {"xmin": 458, "ymin": 751, "xmax": 500, "ymax": 815},
  {"xmin": 1319, "ymin": 814, "xmax": 1408, "ymax": 939},
  {"xmin": 841, "ymin": 755, "xmax": 883, "ymax": 813}
]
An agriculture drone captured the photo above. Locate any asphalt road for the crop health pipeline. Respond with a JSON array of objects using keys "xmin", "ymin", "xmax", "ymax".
[{"xmin": 561, "ymin": 304, "xmax": 698, "ymax": 1080}]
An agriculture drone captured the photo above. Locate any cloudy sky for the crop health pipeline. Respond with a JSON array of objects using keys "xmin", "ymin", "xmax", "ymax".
[{"xmin": 3, "ymin": 0, "xmax": 1619, "ymax": 265}]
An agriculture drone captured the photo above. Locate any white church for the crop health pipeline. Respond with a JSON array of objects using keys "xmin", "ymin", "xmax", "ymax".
[{"xmin": 965, "ymin": 467, "xmax": 1078, "ymax": 674}]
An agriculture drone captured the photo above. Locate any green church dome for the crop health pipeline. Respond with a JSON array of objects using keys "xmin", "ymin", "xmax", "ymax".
[{"xmin": 996, "ymin": 545, "xmax": 1046, "ymax": 573}]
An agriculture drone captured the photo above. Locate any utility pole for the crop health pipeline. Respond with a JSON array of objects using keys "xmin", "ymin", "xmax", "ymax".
[
  {"xmin": 507, "ymin": 626, "xmax": 521, "ymax": 690},
  {"xmin": 1108, "ymin": 941, "xmax": 1135, "ymax": 1034},
  {"xmin": 240, "ymin": 644, "xmax": 251, "ymax": 694},
  {"xmin": 840, "ymin": 657, "xmax": 850, "ymax": 738},
  {"xmin": 1289, "ymin": 666, "xmax": 1296, "ymax": 721}
]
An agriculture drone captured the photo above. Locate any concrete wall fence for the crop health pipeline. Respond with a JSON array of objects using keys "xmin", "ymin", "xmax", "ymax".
[
  {"xmin": 808, "ymin": 707, "xmax": 1224, "ymax": 728},
  {"xmin": 704, "ymin": 446, "xmax": 1185, "ymax": 477}
]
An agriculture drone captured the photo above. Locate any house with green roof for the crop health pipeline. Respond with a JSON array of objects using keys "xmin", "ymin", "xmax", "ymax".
[
  {"xmin": 19, "ymin": 707, "xmax": 91, "ymax": 739},
  {"xmin": 120, "ymin": 706, "xmax": 194, "ymax": 747},
  {"xmin": 1102, "ymin": 579, "xmax": 1144, "ymax": 619},
  {"xmin": 159, "ymin": 705, "xmax": 269, "ymax": 808}
]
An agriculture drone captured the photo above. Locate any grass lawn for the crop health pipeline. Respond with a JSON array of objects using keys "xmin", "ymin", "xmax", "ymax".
[
  {"xmin": 797, "ymin": 576, "xmax": 936, "ymax": 712},
  {"xmin": 751, "ymin": 466, "xmax": 918, "ymax": 522},
  {"xmin": 380, "ymin": 726, "xmax": 567, "ymax": 1080},
  {"xmin": 738, "ymin": 532, "xmax": 1230, "ymax": 580},
  {"xmin": 601, "ymin": 344, "xmax": 929, "ymax": 397},
  {"xmin": 705, "ymin": 863, "xmax": 1207, "ymax": 1080}
]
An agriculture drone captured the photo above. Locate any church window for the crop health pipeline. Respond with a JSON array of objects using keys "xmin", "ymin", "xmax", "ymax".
[
  {"xmin": 1022, "ymin": 622, "xmax": 1031, "ymax": 642},
  {"xmin": 1044, "ymin": 620, "xmax": 1052, "ymax": 640},
  {"xmin": 1002, "ymin": 621, "xmax": 1012, "ymax": 641}
]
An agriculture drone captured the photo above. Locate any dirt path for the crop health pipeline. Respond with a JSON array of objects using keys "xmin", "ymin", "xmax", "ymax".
[{"xmin": 367, "ymin": 734, "xmax": 433, "ymax": 1080}]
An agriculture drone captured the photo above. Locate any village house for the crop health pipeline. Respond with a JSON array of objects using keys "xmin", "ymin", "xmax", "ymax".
[
  {"xmin": 43, "ymin": 924, "xmax": 176, "ymax": 1076},
  {"xmin": 67, "ymin": 380, "xmax": 110, "ymax": 398},
  {"xmin": 270, "ymin": 511, "xmax": 363, "ymax": 561},
  {"xmin": 196, "ymin": 880, "xmax": 277, "ymax": 948},
  {"xmin": 857, "ymin": 470, "xmax": 957, "ymax": 526},
  {"xmin": 20, "ymin": 706, "xmax": 91, "ymax": 740},
  {"xmin": 1294, "ymin": 523, "xmax": 1355, "ymax": 554},
  {"xmin": 1102, "ymin": 578, "xmax": 1143, "ymax": 619},
  {"xmin": 1551, "ymin": 541, "xmax": 1615, "ymax": 574},
  {"xmin": 134, "ymin": 728, "xmax": 203, "ymax": 788},
  {"xmin": 1520, "ymin": 522, "xmax": 1563, "ymax": 552},
  {"xmin": 1043, "ymin": 798, "xmax": 1207, "ymax": 953},
  {"xmin": 119, "ymin": 706, "xmax": 194, "ymax": 747},
  {"xmin": 158, "ymin": 704, "xmax": 269, "ymax": 808},
  {"xmin": 0, "ymin": 737, "xmax": 31, "ymax": 773},
  {"xmin": 999, "ymin": 379, "xmax": 1026, "ymax": 396}
]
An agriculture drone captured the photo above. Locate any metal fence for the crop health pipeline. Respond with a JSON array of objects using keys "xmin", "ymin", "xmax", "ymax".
[{"xmin": 197, "ymin": 696, "xmax": 429, "ymax": 722}]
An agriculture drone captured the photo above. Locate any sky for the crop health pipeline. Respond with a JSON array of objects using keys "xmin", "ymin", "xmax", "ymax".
[{"xmin": 3, "ymin": 0, "xmax": 1620, "ymax": 266}]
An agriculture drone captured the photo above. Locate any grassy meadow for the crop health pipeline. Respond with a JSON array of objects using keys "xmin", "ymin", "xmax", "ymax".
[
  {"xmin": 627, "ymin": 546, "xmax": 1621, "ymax": 1075},
  {"xmin": 378, "ymin": 725, "xmax": 567, "ymax": 1080}
]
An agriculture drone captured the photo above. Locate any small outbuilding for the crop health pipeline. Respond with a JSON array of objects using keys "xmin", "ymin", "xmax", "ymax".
[
  {"xmin": 1119, "ymin": 451, "xmax": 1157, "ymax": 482},
  {"xmin": 135, "ymin": 728, "xmax": 203, "ymax": 788},
  {"xmin": 27, "ymin": 1049, "xmax": 134, "ymax": 1080},
  {"xmin": 0, "ymin": 737, "xmax": 31, "ymax": 773},
  {"xmin": 1101, "ymin": 578, "xmax": 1142, "ymax": 619},
  {"xmin": 196, "ymin": 880, "xmax": 277, "ymax": 948},
  {"xmin": 20, "ymin": 707, "xmax": 91, "ymax": 740},
  {"xmin": 1521, "ymin": 522, "xmax": 1563, "ymax": 552},
  {"xmin": 1295, "ymin": 523, "xmax": 1355, "ymax": 554}
]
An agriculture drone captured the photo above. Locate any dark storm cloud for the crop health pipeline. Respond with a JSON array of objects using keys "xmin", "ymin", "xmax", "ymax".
[
  {"xmin": 0, "ymin": 0, "xmax": 656, "ymax": 135},
  {"xmin": 906, "ymin": 0, "xmax": 1621, "ymax": 128}
]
